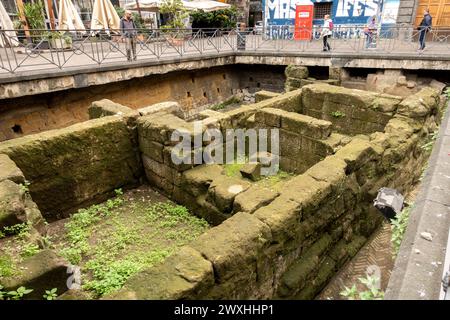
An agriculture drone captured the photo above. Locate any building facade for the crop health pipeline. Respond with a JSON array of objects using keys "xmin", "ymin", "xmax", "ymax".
[{"xmin": 263, "ymin": 0, "xmax": 450, "ymax": 29}]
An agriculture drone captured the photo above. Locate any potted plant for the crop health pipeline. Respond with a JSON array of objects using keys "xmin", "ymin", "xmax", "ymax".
[
  {"xmin": 44, "ymin": 31, "xmax": 73, "ymax": 50},
  {"xmin": 160, "ymin": 0, "xmax": 189, "ymax": 46},
  {"xmin": 18, "ymin": 1, "xmax": 49, "ymax": 49}
]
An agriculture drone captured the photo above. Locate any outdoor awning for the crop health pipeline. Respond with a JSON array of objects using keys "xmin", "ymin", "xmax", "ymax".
[
  {"xmin": 58, "ymin": 0, "xmax": 86, "ymax": 31},
  {"xmin": 183, "ymin": 0, "xmax": 231, "ymax": 12},
  {"xmin": 124, "ymin": 0, "xmax": 231, "ymax": 12},
  {"xmin": 91, "ymin": 0, "xmax": 121, "ymax": 33},
  {"xmin": 0, "ymin": 1, "xmax": 19, "ymax": 47}
]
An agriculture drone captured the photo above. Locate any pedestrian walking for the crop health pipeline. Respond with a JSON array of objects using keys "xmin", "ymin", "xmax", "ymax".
[
  {"xmin": 120, "ymin": 10, "xmax": 137, "ymax": 61},
  {"xmin": 418, "ymin": 9, "xmax": 432, "ymax": 51},
  {"xmin": 364, "ymin": 16, "xmax": 377, "ymax": 49},
  {"xmin": 321, "ymin": 14, "xmax": 333, "ymax": 51},
  {"xmin": 237, "ymin": 22, "xmax": 247, "ymax": 51}
]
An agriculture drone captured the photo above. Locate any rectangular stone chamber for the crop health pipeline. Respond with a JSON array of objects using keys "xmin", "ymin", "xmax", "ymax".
[{"xmin": 0, "ymin": 81, "xmax": 445, "ymax": 300}]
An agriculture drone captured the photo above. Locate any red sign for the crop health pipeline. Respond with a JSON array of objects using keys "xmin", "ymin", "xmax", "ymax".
[{"xmin": 294, "ymin": 4, "xmax": 314, "ymax": 40}]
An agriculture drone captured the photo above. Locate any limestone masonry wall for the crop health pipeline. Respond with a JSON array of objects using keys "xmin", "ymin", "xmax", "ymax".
[
  {"xmin": 0, "ymin": 80, "xmax": 443, "ymax": 300},
  {"xmin": 109, "ymin": 83, "xmax": 442, "ymax": 300},
  {"xmin": 0, "ymin": 116, "xmax": 142, "ymax": 220}
]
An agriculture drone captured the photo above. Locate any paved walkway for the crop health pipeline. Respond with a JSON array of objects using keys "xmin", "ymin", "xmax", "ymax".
[{"xmin": 1, "ymin": 34, "xmax": 449, "ymax": 79}]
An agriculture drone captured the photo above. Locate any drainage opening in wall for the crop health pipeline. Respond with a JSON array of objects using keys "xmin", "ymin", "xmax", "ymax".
[{"xmin": 11, "ymin": 124, "xmax": 23, "ymax": 134}]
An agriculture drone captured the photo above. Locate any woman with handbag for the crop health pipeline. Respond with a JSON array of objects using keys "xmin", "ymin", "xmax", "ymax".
[{"xmin": 321, "ymin": 15, "xmax": 333, "ymax": 51}]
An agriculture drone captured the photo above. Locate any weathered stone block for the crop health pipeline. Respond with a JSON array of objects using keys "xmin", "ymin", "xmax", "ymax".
[
  {"xmin": 139, "ymin": 137, "xmax": 164, "ymax": 162},
  {"xmin": 255, "ymin": 90, "xmax": 280, "ymax": 102},
  {"xmin": 182, "ymin": 164, "xmax": 223, "ymax": 197},
  {"xmin": 239, "ymin": 163, "xmax": 261, "ymax": 181},
  {"xmin": 206, "ymin": 176, "xmax": 250, "ymax": 213},
  {"xmin": 253, "ymin": 195, "xmax": 302, "ymax": 244},
  {"xmin": 0, "ymin": 154, "xmax": 25, "ymax": 184},
  {"xmin": 254, "ymin": 108, "xmax": 284, "ymax": 127},
  {"xmin": 138, "ymin": 101, "xmax": 180, "ymax": 116},
  {"xmin": 233, "ymin": 185, "xmax": 279, "ymax": 214},
  {"xmin": 110, "ymin": 246, "xmax": 214, "ymax": 299},
  {"xmin": 0, "ymin": 250, "xmax": 69, "ymax": 299},
  {"xmin": 280, "ymin": 110, "xmax": 332, "ymax": 139},
  {"xmin": 334, "ymin": 138, "xmax": 378, "ymax": 173},
  {"xmin": 89, "ymin": 99, "xmax": 140, "ymax": 126},
  {"xmin": 277, "ymin": 233, "xmax": 332, "ymax": 297},
  {"xmin": 191, "ymin": 212, "xmax": 271, "ymax": 294},
  {"xmin": 397, "ymin": 87, "xmax": 439, "ymax": 118},
  {"xmin": 0, "ymin": 179, "xmax": 25, "ymax": 229},
  {"xmin": 285, "ymin": 65, "xmax": 309, "ymax": 79}
]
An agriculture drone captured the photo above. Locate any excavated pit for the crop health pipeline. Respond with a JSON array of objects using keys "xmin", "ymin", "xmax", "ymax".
[{"xmin": 0, "ymin": 70, "xmax": 446, "ymax": 300}]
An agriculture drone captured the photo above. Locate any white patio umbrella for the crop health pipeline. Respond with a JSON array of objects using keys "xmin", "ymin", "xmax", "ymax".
[
  {"xmin": 90, "ymin": 0, "xmax": 121, "ymax": 33},
  {"xmin": 57, "ymin": 0, "xmax": 86, "ymax": 32},
  {"xmin": 0, "ymin": 1, "xmax": 19, "ymax": 47}
]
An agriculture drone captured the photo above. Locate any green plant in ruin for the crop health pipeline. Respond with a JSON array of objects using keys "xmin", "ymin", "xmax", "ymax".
[
  {"xmin": 340, "ymin": 275, "xmax": 384, "ymax": 300},
  {"xmin": 54, "ymin": 188, "xmax": 209, "ymax": 297},
  {"xmin": 391, "ymin": 205, "xmax": 412, "ymax": 258}
]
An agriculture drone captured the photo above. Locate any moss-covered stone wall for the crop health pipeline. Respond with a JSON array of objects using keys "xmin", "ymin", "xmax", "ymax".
[
  {"xmin": 0, "ymin": 116, "xmax": 143, "ymax": 220},
  {"xmin": 109, "ymin": 84, "xmax": 443, "ymax": 300}
]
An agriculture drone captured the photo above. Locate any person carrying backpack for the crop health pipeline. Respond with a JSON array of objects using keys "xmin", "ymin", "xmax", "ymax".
[
  {"xmin": 418, "ymin": 8, "xmax": 432, "ymax": 50},
  {"xmin": 321, "ymin": 14, "xmax": 333, "ymax": 51}
]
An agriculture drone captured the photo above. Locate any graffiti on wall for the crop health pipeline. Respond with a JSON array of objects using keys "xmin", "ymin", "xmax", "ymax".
[
  {"xmin": 263, "ymin": 0, "xmax": 387, "ymax": 25},
  {"xmin": 264, "ymin": 0, "xmax": 297, "ymax": 25},
  {"xmin": 335, "ymin": 0, "xmax": 380, "ymax": 18}
]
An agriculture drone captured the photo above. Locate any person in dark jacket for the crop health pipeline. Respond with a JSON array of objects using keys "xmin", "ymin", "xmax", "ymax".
[
  {"xmin": 418, "ymin": 9, "xmax": 432, "ymax": 50},
  {"xmin": 120, "ymin": 10, "xmax": 137, "ymax": 61}
]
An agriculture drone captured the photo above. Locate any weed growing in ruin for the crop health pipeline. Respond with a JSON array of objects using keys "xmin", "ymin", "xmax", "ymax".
[
  {"xmin": 2, "ymin": 222, "xmax": 31, "ymax": 238},
  {"xmin": 210, "ymin": 96, "xmax": 241, "ymax": 111},
  {"xmin": 20, "ymin": 243, "xmax": 40, "ymax": 258},
  {"xmin": 0, "ymin": 255, "xmax": 15, "ymax": 277},
  {"xmin": 421, "ymin": 130, "xmax": 438, "ymax": 153},
  {"xmin": 330, "ymin": 111, "xmax": 346, "ymax": 118},
  {"xmin": 60, "ymin": 189, "xmax": 124, "ymax": 264},
  {"xmin": 57, "ymin": 188, "xmax": 209, "ymax": 297},
  {"xmin": 445, "ymin": 87, "xmax": 450, "ymax": 99},
  {"xmin": 391, "ymin": 205, "xmax": 411, "ymax": 257},
  {"xmin": 19, "ymin": 180, "xmax": 31, "ymax": 193},
  {"xmin": 4, "ymin": 286, "xmax": 33, "ymax": 300},
  {"xmin": 340, "ymin": 275, "xmax": 384, "ymax": 300},
  {"xmin": 43, "ymin": 288, "xmax": 58, "ymax": 300}
]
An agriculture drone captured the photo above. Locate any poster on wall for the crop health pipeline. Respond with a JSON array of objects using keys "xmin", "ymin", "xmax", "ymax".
[{"xmin": 380, "ymin": 0, "xmax": 400, "ymax": 24}]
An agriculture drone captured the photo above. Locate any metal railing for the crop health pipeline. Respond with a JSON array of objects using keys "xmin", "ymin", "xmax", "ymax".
[{"xmin": 0, "ymin": 25, "xmax": 450, "ymax": 76}]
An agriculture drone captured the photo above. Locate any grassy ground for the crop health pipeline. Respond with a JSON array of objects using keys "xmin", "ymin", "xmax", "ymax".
[
  {"xmin": 223, "ymin": 162, "xmax": 294, "ymax": 191},
  {"xmin": 1, "ymin": 185, "xmax": 209, "ymax": 299}
]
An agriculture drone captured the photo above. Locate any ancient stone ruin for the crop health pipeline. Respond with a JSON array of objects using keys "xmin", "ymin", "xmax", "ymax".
[{"xmin": 0, "ymin": 65, "xmax": 446, "ymax": 299}]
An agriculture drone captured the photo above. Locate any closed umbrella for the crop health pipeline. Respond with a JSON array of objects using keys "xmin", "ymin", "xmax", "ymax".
[
  {"xmin": 58, "ymin": 0, "xmax": 86, "ymax": 31},
  {"xmin": 90, "ymin": 0, "xmax": 121, "ymax": 34},
  {"xmin": 0, "ymin": 1, "xmax": 19, "ymax": 47}
]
